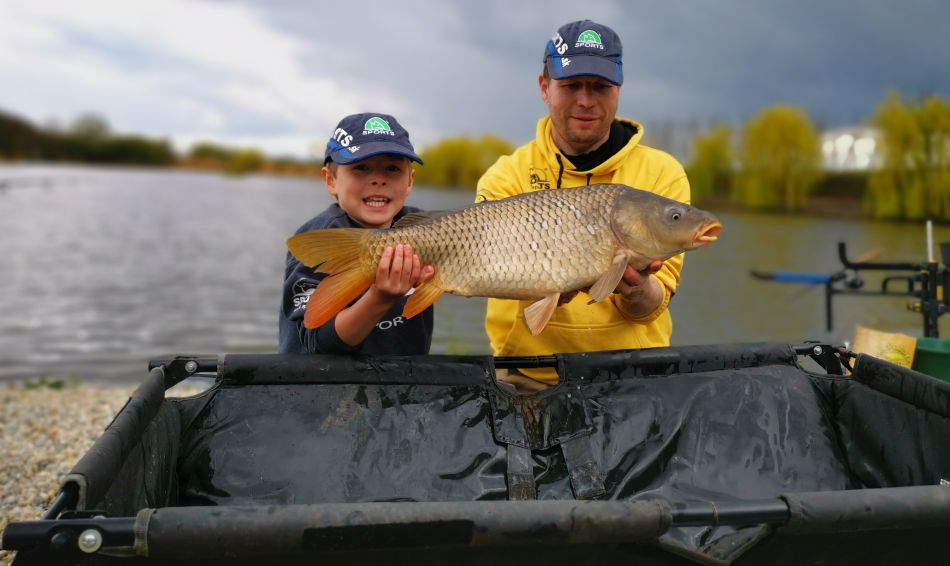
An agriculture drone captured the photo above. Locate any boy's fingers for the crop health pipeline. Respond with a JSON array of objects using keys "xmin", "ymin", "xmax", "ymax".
[
  {"xmin": 377, "ymin": 246, "xmax": 394, "ymax": 275},
  {"xmin": 409, "ymin": 254, "xmax": 422, "ymax": 284},
  {"xmin": 419, "ymin": 264, "xmax": 436, "ymax": 284},
  {"xmin": 390, "ymin": 244, "xmax": 405, "ymax": 279}
]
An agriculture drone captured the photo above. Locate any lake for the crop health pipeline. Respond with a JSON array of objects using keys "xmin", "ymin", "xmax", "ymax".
[{"xmin": 2, "ymin": 164, "xmax": 948, "ymax": 382}]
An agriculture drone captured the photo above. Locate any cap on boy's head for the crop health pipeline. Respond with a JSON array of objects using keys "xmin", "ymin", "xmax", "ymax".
[
  {"xmin": 324, "ymin": 112, "xmax": 423, "ymax": 165},
  {"xmin": 543, "ymin": 20, "xmax": 623, "ymax": 86}
]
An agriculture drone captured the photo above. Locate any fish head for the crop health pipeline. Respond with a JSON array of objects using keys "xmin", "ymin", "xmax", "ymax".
[{"xmin": 612, "ymin": 188, "xmax": 722, "ymax": 260}]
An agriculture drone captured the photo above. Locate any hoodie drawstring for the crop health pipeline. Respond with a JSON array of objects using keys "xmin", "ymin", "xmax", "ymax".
[
  {"xmin": 555, "ymin": 154, "xmax": 565, "ymax": 189},
  {"xmin": 554, "ymin": 155, "xmax": 595, "ymax": 188}
]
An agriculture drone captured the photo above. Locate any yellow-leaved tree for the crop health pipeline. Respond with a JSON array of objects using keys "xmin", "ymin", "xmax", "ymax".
[
  {"xmin": 687, "ymin": 124, "xmax": 733, "ymax": 198},
  {"xmin": 736, "ymin": 106, "xmax": 822, "ymax": 211},
  {"xmin": 870, "ymin": 92, "xmax": 950, "ymax": 220},
  {"xmin": 414, "ymin": 135, "xmax": 514, "ymax": 190}
]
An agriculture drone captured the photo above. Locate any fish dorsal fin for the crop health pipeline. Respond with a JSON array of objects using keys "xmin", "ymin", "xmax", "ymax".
[
  {"xmin": 392, "ymin": 211, "xmax": 449, "ymax": 228},
  {"xmin": 587, "ymin": 252, "xmax": 627, "ymax": 303},
  {"xmin": 523, "ymin": 293, "xmax": 560, "ymax": 336}
]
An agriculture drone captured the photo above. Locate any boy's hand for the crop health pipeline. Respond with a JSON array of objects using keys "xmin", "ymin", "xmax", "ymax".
[{"xmin": 372, "ymin": 244, "xmax": 435, "ymax": 301}]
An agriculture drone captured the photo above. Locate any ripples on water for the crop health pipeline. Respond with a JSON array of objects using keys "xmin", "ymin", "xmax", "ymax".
[{"xmin": 1, "ymin": 164, "xmax": 948, "ymax": 382}]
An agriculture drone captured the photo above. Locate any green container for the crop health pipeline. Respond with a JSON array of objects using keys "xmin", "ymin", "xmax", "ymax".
[{"xmin": 912, "ymin": 337, "xmax": 950, "ymax": 380}]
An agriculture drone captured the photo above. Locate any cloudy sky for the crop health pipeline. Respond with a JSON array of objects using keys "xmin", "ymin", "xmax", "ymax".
[{"xmin": 1, "ymin": 0, "xmax": 947, "ymax": 158}]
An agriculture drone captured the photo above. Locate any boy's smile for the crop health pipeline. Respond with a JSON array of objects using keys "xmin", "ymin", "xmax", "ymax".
[{"xmin": 322, "ymin": 154, "xmax": 415, "ymax": 229}]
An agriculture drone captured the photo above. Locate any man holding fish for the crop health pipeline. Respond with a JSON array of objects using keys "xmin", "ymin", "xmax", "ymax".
[
  {"xmin": 286, "ymin": 20, "xmax": 720, "ymax": 391},
  {"xmin": 475, "ymin": 19, "xmax": 706, "ymax": 389}
]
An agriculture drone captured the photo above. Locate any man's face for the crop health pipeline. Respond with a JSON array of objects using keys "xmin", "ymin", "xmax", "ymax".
[{"xmin": 540, "ymin": 75, "xmax": 619, "ymax": 155}]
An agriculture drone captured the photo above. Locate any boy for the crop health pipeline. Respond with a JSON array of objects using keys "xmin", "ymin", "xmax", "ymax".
[{"xmin": 279, "ymin": 112, "xmax": 434, "ymax": 354}]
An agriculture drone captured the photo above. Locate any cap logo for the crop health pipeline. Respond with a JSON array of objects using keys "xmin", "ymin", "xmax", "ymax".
[
  {"xmin": 363, "ymin": 116, "xmax": 395, "ymax": 136},
  {"xmin": 575, "ymin": 29, "xmax": 604, "ymax": 50}
]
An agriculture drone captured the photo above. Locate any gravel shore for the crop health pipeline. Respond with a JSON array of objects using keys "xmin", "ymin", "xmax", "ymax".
[{"xmin": 0, "ymin": 382, "xmax": 202, "ymax": 565}]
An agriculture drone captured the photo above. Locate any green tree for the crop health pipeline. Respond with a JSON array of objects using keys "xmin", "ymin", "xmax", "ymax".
[
  {"xmin": 687, "ymin": 125, "xmax": 733, "ymax": 198},
  {"xmin": 869, "ymin": 92, "xmax": 950, "ymax": 220},
  {"xmin": 188, "ymin": 142, "xmax": 235, "ymax": 163},
  {"xmin": 868, "ymin": 92, "xmax": 921, "ymax": 218},
  {"xmin": 68, "ymin": 112, "xmax": 111, "ymax": 140},
  {"xmin": 736, "ymin": 106, "xmax": 822, "ymax": 211},
  {"xmin": 414, "ymin": 135, "xmax": 514, "ymax": 189},
  {"xmin": 226, "ymin": 148, "xmax": 265, "ymax": 175}
]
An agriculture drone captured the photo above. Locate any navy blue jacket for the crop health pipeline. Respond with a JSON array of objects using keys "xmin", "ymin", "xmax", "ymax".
[{"xmin": 278, "ymin": 204, "xmax": 434, "ymax": 355}]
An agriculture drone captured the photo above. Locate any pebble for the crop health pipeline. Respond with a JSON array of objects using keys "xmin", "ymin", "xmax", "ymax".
[{"xmin": 0, "ymin": 382, "xmax": 203, "ymax": 565}]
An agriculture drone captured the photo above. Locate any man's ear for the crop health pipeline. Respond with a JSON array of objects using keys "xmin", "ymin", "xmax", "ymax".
[
  {"xmin": 538, "ymin": 74, "xmax": 549, "ymax": 104},
  {"xmin": 321, "ymin": 166, "xmax": 337, "ymax": 197}
]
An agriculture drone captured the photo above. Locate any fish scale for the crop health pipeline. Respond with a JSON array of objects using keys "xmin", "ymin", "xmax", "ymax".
[{"xmin": 367, "ymin": 186, "xmax": 625, "ymax": 299}]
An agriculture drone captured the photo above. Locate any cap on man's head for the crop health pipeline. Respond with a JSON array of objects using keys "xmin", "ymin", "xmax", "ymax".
[
  {"xmin": 324, "ymin": 112, "xmax": 423, "ymax": 165},
  {"xmin": 543, "ymin": 20, "xmax": 623, "ymax": 86}
]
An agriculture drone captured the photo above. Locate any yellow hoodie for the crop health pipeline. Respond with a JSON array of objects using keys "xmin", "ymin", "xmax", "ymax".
[{"xmin": 475, "ymin": 116, "xmax": 691, "ymax": 383}]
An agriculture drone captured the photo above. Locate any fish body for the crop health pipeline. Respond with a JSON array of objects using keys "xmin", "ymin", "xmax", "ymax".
[{"xmin": 288, "ymin": 184, "xmax": 721, "ymax": 334}]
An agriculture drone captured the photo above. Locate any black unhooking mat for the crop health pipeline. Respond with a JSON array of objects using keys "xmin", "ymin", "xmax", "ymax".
[{"xmin": 5, "ymin": 342, "xmax": 950, "ymax": 565}]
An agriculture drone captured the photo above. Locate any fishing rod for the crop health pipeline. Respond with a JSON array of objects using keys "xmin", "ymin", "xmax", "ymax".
[{"xmin": 750, "ymin": 226, "xmax": 950, "ymax": 338}]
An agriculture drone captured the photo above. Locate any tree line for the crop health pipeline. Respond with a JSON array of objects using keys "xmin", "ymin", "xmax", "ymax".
[
  {"xmin": 0, "ymin": 111, "xmax": 318, "ymax": 175},
  {"xmin": 687, "ymin": 91, "xmax": 950, "ymax": 221},
  {"xmin": 4, "ymin": 91, "xmax": 949, "ymax": 221}
]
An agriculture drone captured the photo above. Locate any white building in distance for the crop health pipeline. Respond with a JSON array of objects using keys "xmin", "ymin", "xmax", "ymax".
[{"xmin": 821, "ymin": 126, "xmax": 882, "ymax": 172}]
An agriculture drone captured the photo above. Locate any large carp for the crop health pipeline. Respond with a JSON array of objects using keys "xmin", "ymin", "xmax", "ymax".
[{"xmin": 288, "ymin": 184, "xmax": 722, "ymax": 335}]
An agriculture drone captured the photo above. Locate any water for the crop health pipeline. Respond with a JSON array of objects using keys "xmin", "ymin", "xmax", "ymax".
[{"xmin": 2, "ymin": 164, "xmax": 948, "ymax": 382}]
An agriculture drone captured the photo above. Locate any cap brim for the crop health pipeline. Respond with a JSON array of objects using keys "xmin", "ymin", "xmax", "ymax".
[
  {"xmin": 546, "ymin": 54, "xmax": 622, "ymax": 85},
  {"xmin": 329, "ymin": 141, "xmax": 424, "ymax": 165}
]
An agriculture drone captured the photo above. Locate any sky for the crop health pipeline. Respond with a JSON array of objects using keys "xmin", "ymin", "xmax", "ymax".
[{"xmin": 0, "ymin": 0, "xmax": 948, "ymax": 159}]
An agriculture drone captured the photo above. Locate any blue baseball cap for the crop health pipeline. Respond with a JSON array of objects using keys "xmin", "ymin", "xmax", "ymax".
[
  {"xmin": 324, "ymin": 112, "xmax": 423, "ymax": 165},
  {"xmin": 543, "ymin": 20, "xmax": 623, "ymax": 86}
]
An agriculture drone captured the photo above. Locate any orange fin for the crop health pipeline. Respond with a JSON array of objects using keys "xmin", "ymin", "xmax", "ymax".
[
  {"xmin": 523, "ymin": 293, "xmax": 559, "ymax": 336},
  {"xmin": 304, "ymin": 269, "xmax": 373, "ymax": 329},
  {"xmin": 587, "ymin": 253, "xmax": 627, "ymax": 303},
  {"xmin": 288, "ymin": 228, "xmax": 371, "ymax": 329},
  {"xmin": 403, "ymin": 282, "xmax": 445, "ymax": 319},
  {"xmin": 287, "ymin": 228, "xmax": 365, "ymax": 272}
]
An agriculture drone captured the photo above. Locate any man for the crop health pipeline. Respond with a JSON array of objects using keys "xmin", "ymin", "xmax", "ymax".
[{"xmin": 476, "ymin": 19, "xmax": 691, "ymax": 389}]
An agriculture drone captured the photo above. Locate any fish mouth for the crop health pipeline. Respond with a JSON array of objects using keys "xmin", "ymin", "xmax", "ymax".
[{"xmin": 693, "ymin": 221, "xmax": 723, "ymax": 246}]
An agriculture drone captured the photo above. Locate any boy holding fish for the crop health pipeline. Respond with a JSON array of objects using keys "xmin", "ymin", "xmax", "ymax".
[
  {"xmin": 278, "ymin": 113, "xmax": 435, "ymax": 355},
  {"xmin": 476, "ymin": 20, "xmax": 697, "ymax": 389}
]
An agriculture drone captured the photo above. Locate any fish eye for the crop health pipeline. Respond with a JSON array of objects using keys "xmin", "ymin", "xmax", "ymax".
[{"xmin": 668, "ymin": 208, "xmax": 683, "ymax": 221}]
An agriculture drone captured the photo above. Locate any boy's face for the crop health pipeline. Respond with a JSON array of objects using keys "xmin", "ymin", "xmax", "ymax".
[{"xmin": 322, "ymin": 154, "xmax": 414, "ymax": 229}]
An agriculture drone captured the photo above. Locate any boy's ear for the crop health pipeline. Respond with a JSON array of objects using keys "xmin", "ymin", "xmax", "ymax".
[
  {"xmin": 321, "ymin": 166, "xmax": 338, "ymax": 197},
  {"xmin": 406, "ymin": 166, "xmax": 415, "ymax": 193}
]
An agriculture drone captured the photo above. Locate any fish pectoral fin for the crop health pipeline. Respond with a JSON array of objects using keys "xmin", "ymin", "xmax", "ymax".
[
  {"xmin": 304, "ymin": 269, "xmax": 373, "ymax": 330},
  {"xmin": 587, "ymin": 253, "xmax": 627, "ymax": 303},
  {"xmin": 523, "ymin": 293, "xmax": 560, "ymax": 336},
  {"xmin": 402, "ymin": 282, "xmax": 444, "ymax": 319}
]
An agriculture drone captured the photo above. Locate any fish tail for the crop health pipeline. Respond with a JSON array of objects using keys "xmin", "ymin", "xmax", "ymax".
[{"xmin": 287, "ymin": 229, "xmax": 372, "ymax": 329}]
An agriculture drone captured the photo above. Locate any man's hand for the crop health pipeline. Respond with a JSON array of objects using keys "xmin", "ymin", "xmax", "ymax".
[
  {"xmin": 614, "ymin": 259, "xmax": 664, "ymax": 318},
  {"xmin": 615, "ymin": 259, "xmax": 663, "ymax": 298},
  {"xmin": 557, "ymin": 259, "xmax": 664, "ymax": 306}
]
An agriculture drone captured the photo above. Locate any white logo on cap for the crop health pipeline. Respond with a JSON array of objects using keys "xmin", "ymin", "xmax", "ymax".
[
  {"xmin": 561, "ymin": 57, "xmax": 571, "ymax": 67},
  {"xmin": 349, "ymin": 146, "xmax": 361, "ymax": 153}
]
